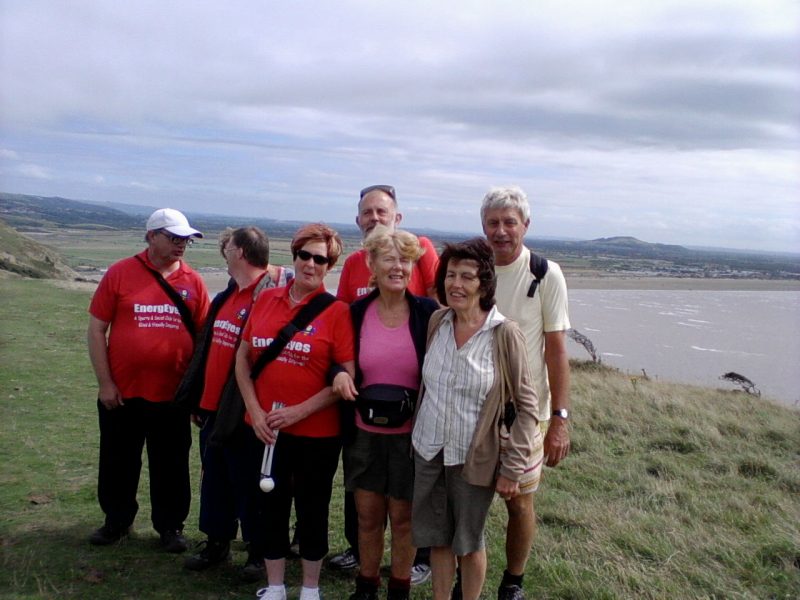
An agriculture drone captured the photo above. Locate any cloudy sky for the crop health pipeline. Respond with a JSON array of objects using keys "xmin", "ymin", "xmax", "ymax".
[{"xmin": 1, "ymin": 0, "xmax": 798, "ymax": 252}]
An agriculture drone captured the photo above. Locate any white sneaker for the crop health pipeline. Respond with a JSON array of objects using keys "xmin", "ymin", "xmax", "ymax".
[
  {"xmin": 298, "ymin": 586, "xmax": 321, "ymax": 600},
  {"xmin": 410, "ymin": 562, "xmax": 431, "ymax": 586},
  {"xmin": 256, "ymin": 585, "xmax": 287, "ymax": 600}
]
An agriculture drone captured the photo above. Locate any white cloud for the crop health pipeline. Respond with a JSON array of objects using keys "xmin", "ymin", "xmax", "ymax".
[
  {"xmin": 0, "ymin": 0, "xmax": 798, "ymax": 251},
  {"xmin": 17, "ymin": 164, "xmax": 51, "ymax": 179}
]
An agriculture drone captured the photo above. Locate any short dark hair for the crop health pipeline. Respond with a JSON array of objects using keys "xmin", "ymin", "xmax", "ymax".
[
  {"xmin": 435, "ymin": 238, "xmax": 496, "ymax": 311},
  {"xmin": 219, "ymin": 227, "xmax": 270, "ymax": 268}
]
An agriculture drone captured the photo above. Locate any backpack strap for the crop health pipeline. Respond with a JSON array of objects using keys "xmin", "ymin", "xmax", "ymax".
[
  {"xmin": 249, "ymin": 291, "xmax": 337, "ymax": 380},
  {"xmin": 526, "ymin": 250, "xmax": 549, "ymax": 298},
  {"xmin": 135, "ymin": 255, "xmax": 197, "ymax": 338}
]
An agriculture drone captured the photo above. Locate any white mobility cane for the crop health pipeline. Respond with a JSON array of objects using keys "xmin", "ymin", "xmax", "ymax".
[{"xmin": 259, "ymin": 401, "xmax": 284, "ymax": 493}]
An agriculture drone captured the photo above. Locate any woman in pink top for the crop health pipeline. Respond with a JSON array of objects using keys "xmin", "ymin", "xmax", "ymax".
[{"xmin": 334, "ymin": 225, "xmax": 439, "ymax": 600}]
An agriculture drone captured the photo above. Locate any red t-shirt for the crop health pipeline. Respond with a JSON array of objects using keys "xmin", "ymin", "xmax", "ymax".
[
  {"xmin": 242, "ymin": 285, "xmax": 354, "ymax": 437},
  {"xmin": 89, "ymin": 250, "xmax": 210, "ymax": 402},
  {"xmin": 336, "ymin": 236, "xmax": 439, "ymax": 303},
  {"xmin": 199, "ymin": 274, "xmax": 266, "ymax": 412}
]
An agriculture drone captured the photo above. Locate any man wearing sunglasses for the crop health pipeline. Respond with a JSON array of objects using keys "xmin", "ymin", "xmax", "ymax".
[
  {"xmin": 87, "ymin": 208, "xmax": 209, "ymax": 553},
  {"xmin": 329, "ymin": 185, "xmax": 439, "ymax": 587}
]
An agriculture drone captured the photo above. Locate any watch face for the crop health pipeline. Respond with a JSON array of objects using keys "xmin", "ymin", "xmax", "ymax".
[{"xmin": 553, "ymin": 409, "xmax": 569, "ymax": 419}]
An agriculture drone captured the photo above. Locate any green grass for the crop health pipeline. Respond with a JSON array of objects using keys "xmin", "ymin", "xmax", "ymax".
[{"xmin": 1, "ymin": 277, "xmax": 799, "ymax": 599}]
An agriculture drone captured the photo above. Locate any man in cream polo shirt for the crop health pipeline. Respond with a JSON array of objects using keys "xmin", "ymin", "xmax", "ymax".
[{"xmin": 481, "ymin": 186, "xmax": 571, "ymax": 600}]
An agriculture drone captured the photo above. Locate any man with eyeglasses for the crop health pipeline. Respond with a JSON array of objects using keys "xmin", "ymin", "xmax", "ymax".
[
  {"xmin": 329, "ymin": 185, "xmax": 439, "ymax": 587},
  {"xmin": 87, "ymin": 208, "xmax": 209, "ymax": 553}
]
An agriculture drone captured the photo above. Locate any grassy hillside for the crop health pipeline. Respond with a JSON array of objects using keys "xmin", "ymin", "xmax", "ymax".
[
  {"xmin": 0, "ymin": 278, "xmax": 798, "ymax": 599},
  {"xmin": 0, "ymin": 219, "xmax": 78, "ymax": 279}
]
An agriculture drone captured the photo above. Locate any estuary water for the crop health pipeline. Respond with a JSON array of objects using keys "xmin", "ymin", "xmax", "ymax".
[{"xmin": 567, "ymin": 290, "xmax": 800, "ymax": 407}]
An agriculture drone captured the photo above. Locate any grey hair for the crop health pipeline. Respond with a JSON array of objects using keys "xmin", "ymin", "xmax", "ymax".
[{"xmin": 480, "ymin": 186, "xmax": 531, "ymax": 224}]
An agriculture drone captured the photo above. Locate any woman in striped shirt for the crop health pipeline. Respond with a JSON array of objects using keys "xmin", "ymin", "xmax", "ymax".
[{"xmin": 411, "ymin": 238, "xmax": 540, "ymax": 600}]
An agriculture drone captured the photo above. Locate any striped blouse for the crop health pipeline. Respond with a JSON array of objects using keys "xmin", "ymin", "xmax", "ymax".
[{"xmin": 412, "ymin": 306, "xmax": 506, "ymax": 466}]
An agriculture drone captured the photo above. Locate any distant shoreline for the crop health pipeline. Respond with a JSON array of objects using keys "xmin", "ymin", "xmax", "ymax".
[
  {"xmin": 198, "ymin": 269, "xmax": 800, "ymax": 295},
  {"xmin": 565, "ymin": 275, "xmax": 800, "ymax": 291}
]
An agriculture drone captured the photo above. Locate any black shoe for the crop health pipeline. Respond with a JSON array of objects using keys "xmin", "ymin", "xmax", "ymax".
[
  {"xmin": 497, "ymin": 583, "xmax": 526, "ymax": 600},
  {"xmin": 89, "ymin": 524, "xmax": 129, "ymax": 546},
  {"xmin": 348, "ymin": 591, "xmax": 378, "ymax": 600},
  {"xmin": 387, "ymin": 589, "xmax": 410, "ymax": 600},
  {"xmin": 160, "ymin": 529, "xmax": 188, "ymax": 553},
  {"xmin": 184, "ymin": 539, "xmax": 230, "ymax": 570},
  {"xmin": 239, "ymin": 550, "xmax": 265, "ymax": 582},
  {"xmin": 328, "ymin": 547, "xmax": 359, "ymax": 570}
]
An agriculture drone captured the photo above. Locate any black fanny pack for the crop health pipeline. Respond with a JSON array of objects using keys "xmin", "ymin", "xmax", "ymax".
[{"xmin": 356, "ymin": 384, "xmax": 418, "ymax": 428}]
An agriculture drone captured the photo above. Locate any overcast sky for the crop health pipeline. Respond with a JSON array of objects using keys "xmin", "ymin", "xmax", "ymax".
[{"xmin": 1, "ymin": 0, "xmax": 798, "ymax": 252}]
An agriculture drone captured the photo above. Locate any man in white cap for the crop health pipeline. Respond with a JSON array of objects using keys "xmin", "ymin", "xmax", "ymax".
[{"xmin": 87, "ymin": 208, "xmax": 209, "ymax": 552}]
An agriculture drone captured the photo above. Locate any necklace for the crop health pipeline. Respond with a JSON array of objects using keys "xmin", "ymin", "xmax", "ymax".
[{"xmin": 288, "ymin": 285, "xmax": 308, "ymax": 304}]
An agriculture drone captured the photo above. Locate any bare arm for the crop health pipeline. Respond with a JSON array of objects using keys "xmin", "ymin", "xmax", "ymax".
[
  {"xmin": 543, "ymin": 329, "xmax": 570, "ymax": 467},
  {"xmin": 268, "ymin": 360, "xmax": 356, "ymax": 429},
  {"xmin": 87, "ymin": 316, "xmax": 122, "ymax": 409},
  {"xmin": 235, "ymin": 341, "xmax": 273, "ymax": 444}
]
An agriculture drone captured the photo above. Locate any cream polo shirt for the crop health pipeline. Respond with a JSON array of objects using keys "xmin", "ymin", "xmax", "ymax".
[
  {"xmin": 412, "ymin": 306, "xmax": 506, "ymax": 466},
  {"xmin": 494, "ymin": 247, "xmax": 570, "ymax": 421}
]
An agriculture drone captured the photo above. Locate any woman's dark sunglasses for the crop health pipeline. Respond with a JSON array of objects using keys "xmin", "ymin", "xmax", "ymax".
[{"xmin": 295, "ymin": 249, "xmax": 330, "ymax": 265}]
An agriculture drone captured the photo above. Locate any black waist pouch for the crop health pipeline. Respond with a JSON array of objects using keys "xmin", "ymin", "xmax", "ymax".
[{"xmin": 356, "ymin": 384, "xmax": 418, "ymax": 428}]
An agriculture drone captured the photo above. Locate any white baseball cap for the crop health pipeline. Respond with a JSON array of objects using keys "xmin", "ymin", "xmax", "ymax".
[{"xmin": 146, "ymin": 208, "xmax": 203, "ymax": 238}]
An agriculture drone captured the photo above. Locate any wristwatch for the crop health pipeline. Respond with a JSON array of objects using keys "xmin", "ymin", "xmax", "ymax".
[{"xmin": 552, "ymin": 408, "xmax": 569, "ymax": 420}]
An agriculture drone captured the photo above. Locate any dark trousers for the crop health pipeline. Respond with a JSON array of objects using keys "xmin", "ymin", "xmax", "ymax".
[
  {"xmin": 261, "ymin": 433, "xmax": 341, "ymax": 561},
  {"xmin": 97, "ymin": 398, "xmax": 191, "ymax": 533},
  {"xmin": 344, "ymin": 489, "xmax": 359, "ymax": 557},
  {"xmin": 198, "ymin": 415, "xmax": 264, "ymax": 549}
]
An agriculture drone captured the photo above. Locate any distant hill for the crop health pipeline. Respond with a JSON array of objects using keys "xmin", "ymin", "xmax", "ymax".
[
  {"xmin": 576, "ymin": 236, "xmax": 691, "ymax": 258},
  {"xmin": 1, "ymin": 192, "xmax": 797, "ymax": 280},
  {"xmin": 0, "ymin": 193, "xmax": 142, "ymax": 230},
  {"xmin": 0, "ymin": 219, "xmax": 77, "ymax": 279}
]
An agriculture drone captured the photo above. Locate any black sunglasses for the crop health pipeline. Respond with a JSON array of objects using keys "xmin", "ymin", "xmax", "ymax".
[
  {"xmin": 295, "ymin": 249, "xmax": 330, "ymax": 266},
  {"xmin": 158, "ymin": 230, "xmax": 193, "ymax": 245},
  {"xmin": 359, "ymin": 184, "xmax": 396, "ymax": 200}
]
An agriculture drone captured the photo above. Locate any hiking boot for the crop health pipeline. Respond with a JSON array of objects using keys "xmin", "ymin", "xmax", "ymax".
[
  {"xmin": 240, "ymin": 550, "xmax": 266, "ymax": 582},
  {"xmin": 160, "ymin": 529, "xmax": 188, "ymax": 553},
  {"xmin": 256, "ymin": 585, "xmax": 286, "ymax": 600},
  {"xmin": 497, "ymin": 583, "xmax": 526, "ymax": 600},
  {"xmin": 328, "ymin": 547, "xmax": 359, "ymax": 570},
  {"xmin": 89, "ymin": 524, "xmax": 129, "ymax": 546},
  {"xmin": 184, "ymin": 539, "xmax": 230, "ymax": 570},
  {"xmin": 410, "ymin": 562, "xmax": 431, "ymax": 586}
]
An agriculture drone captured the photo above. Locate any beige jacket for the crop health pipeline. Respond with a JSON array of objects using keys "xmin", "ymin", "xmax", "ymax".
[{"xmin": 421, "ymin": 308, "xmax": 539, "ymax": 487}]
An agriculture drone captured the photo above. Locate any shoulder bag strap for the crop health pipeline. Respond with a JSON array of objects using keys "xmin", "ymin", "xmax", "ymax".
[
  {"xmin": 249, "ymin": 292, "xmax": 336, "ymax": 381},
  {"xmin": 495, "ymin": 322, "xmax": 517, "ymax": 429},
  {"xmin": 135, "ymin": 255, "xmax": 196, "ymax": 338}
]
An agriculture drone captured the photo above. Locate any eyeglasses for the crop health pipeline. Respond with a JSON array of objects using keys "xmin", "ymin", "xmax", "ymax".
[
  {"xmin": 295, "ymin": 249, "xmax": 330, "ymax": 266},
  {"xmin": 158, "ymin": 230, "xmax": 194, "ymax": 246},
  {"xmin": 359, "ymin": 184, "xmax": 396, "ymax": 200}
]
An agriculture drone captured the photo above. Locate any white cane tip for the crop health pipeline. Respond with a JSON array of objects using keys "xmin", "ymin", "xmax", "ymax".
[{"xmin": 260, "ymin": 478, "xmax": 275, "ymax": 493}]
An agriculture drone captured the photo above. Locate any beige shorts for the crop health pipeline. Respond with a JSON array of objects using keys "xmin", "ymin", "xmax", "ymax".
[{"xmin": 499, "ymin": 420, "xmax": 545, "ymax": 494}]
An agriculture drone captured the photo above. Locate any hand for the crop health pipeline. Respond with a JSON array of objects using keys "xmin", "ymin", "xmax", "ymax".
[
  {"xmin": 265, "ymin": 404, "xmax": 304, "ymax": 432},
  {"xmin": 495, "ymin": 475, "xmax": 520, "ymax": 501},
  {"xmin": 98, "ymin": 381, "xmax": 123, "ymax": 410},
  {"xmin": 544, "ymin": 417, "xmax": 570, "ymax": 467},
  {"xmin": 250, "ymin": 407, "xmax": 278, "ymax": 445},
  {"xmin": 332, "ymin": 371, "xmax": 358, "ymax": 401}
]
